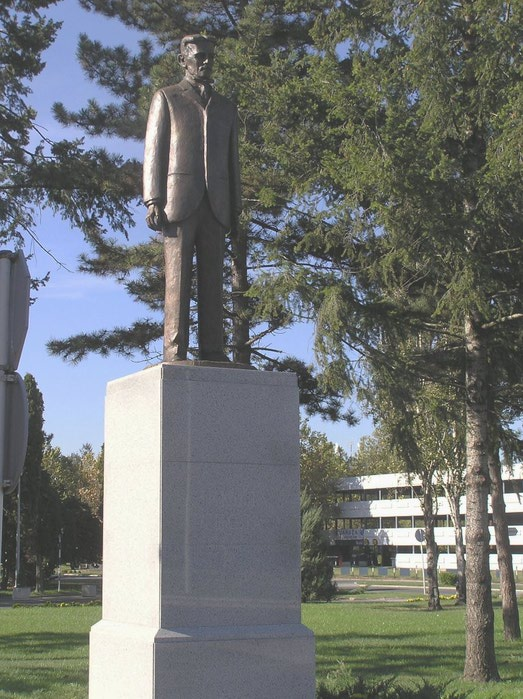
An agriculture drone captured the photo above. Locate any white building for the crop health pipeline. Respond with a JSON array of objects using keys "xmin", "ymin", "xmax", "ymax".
[{"xmin": 328, "ymin": 464, "xmax": 523, "ymax": 572}]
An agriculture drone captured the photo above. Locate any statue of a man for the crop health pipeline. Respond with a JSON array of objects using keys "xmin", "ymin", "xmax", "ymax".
[{"xmin": 143, "ymin": 34, "xmax": 242, "ymax": 362}]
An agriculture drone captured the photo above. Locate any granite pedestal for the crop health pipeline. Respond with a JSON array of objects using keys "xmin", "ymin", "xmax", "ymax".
[{"xmin": 89, "ymin": 363, "xmax": 315, "ymax": 698}]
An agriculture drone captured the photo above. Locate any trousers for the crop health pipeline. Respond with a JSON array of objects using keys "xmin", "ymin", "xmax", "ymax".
[{"xmin": 163, "ymin": 195, "xmax": 226, "ymax": 361}]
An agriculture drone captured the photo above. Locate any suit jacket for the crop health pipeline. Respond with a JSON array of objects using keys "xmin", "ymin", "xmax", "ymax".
[{"xmin": 143, "ymin": 79, "xmax": 242, "ymax": 230}]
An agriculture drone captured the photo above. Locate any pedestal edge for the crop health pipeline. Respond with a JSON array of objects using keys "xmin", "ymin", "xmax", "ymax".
[
  {"xmin": 106, "ymin": 363, "xmax": 298, "ymax": 394},
  {"xmin": 91, "ymin": 619, "xmax": 314, "ymax": 644}
]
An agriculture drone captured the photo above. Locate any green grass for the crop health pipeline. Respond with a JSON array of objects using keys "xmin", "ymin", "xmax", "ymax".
[
  {"xmin": 304, "ymin": 597, "xmax": 523, "ymax": 698},
  {"xmin": 0, "ymin": 599, "xmax": 521, "ymax": 697},
  {"xmin": 0, "ymin": 605, "xmax": 100, "ymax": 698}
]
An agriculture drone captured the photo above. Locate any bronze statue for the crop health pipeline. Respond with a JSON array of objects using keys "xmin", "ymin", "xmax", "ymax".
[{"xmin": 143, "ymin": 35, "xmax": 242, "ymax": 362}]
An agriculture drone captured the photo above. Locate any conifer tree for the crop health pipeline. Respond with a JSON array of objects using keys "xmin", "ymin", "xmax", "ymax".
[
  {"xmin": 0, "ymin": 1, "xmax": 138, "ymax": 263},
  {"xmin": 45, "ymin": 0, "xmax": 522, "ymax": 680},
  {"xmin": 47, "ymin": 0, "xmax": 333, "ymax": 364},
  {"xmin": 242, "ymin": 2, "xmax": 521, "ymax": 680},
  {"xmin": 300, "ymin": 489, "xmax": 336, "ymax": 603}
]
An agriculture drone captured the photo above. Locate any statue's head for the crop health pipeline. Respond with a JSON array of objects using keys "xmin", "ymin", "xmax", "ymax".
[{"xmin": 178, "ymin": 35, "xmax": 216, "ymax": 82}]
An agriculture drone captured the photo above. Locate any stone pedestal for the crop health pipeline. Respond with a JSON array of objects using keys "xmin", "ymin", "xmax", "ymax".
[{"xmin": 89, "ymin": 364, "xmax": 315, "ymax": 698}]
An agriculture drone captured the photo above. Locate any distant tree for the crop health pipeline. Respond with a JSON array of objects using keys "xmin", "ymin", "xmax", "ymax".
[
  {"xmin": 365, "ymin": 358, "xmax": 469, "ymax": 613},
  {"xmin": 3, "ymin": 375, "xmax": 62, "ymax": 592},
  {"xmin": 43, "ymin": 443, "xmax": 103, "ymax": 565},
  {"xmin": 488, "ymin": 440, "xmax": 520, "ymax": 641},
  {"xmin": 76, "ymin": 444, "xmax": 104, "ymax": 525},
  {"xmin": 300, "ymin": 489, "xmax": 336, "ymax": 603},
  {"xmin": 435, "ymin": 424, "xmax": 467, "ymax": 607},
  {"xmin": 300, "ymin": 420, "xmax": 350, "ymax": 512},
  {"xmin": 349, "ymin": 428, "xmax": 404, "ymax": 476}
]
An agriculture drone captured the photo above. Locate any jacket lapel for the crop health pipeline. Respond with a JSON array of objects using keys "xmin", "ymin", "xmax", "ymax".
[{"xmin": 178, "ymin": 78, "xmax": 208, "ymax": 108}]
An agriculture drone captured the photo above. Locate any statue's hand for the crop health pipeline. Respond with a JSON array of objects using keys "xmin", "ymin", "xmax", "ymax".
[{"xmin": 145, "ymin": 203, "xmax": 167, "ymax": 231}]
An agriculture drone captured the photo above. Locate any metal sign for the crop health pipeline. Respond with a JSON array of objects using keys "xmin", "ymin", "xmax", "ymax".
[
  {"xmin": 0, "ymin": 250, "xmax": 30, "ymax": 371},
  {"xmin": 415, "ymin": 528, "xmax": 426, "ymax": 543},
  {"xmin": 0, "ymin": 250, "xmax": 30, "ymax": 494}
]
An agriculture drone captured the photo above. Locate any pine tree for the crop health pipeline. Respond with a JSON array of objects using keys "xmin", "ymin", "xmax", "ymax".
[
  {"xmin": 0, "ymin": 1, "xmax": 138, "ymax": 263},
  {"xmin": 300, "ymin": 489, "xmax": 336, "ymax": 603},
  {"xmin": 240, "ymin": 2, "xmax": 522, "ymax": 680},
  {"xmin": 42, "ymin": 1, "xmax": 522, "ymax": 679},
  {"xmin": 46, "ymin": 1, "xmax": 338, "ymax": 364}
]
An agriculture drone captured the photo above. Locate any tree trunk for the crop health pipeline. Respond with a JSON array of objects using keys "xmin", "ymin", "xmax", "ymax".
[
  {"xmin": 423, "ymin": 485, "xmax": 442, "ymax": 610},
  {"xmin": 35, "ymin": 555, "xmax": 43, "ymax": 594},
  {"xmin": 463, "ymin": 314, "xmax": 499, "ymax": 681},
  {"xmin": 230, "ymin": 228, "xmax": 251, "ymax": 365},
  {"xmin": 488, "ymin": 448, "xmax": 521, "ymax": 640},
  {"xmin": 446, "ymin": 491, "xmax": 466, "ymax": 604}
]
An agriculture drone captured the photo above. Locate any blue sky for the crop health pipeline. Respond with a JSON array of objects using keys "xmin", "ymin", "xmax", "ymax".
[{"xmin": 17, "ymin": 1, "xmax": 373, "ymax": 456}]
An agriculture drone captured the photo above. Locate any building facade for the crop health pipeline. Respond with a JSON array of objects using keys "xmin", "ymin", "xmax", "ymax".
[{"xmin": 328, "ymin": 464, "xmax": 523, "ymax": 571}]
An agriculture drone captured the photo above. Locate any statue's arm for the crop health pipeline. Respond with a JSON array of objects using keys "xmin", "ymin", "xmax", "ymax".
[{"xmin": 143, "ymin": 90, "xmax": 170, "ymax": 231}]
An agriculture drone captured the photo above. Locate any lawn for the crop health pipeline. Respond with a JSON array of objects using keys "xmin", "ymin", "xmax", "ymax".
[
  {"xmin": 303, "ymin": 597, "xmax": 523, "ymax": 698},
  {"xmin": 0, "ymin": 598, "xmax": 521, "ymax": 697},
  {"xmin": 0, "ymin": 605, "xmax": 99, "ymax": 698}
]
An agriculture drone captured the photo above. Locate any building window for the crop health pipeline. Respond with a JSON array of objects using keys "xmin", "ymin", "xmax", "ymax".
[
  {"xmin": 435, "ymin": 515, "xmax": 449, "ymax": 527},
  {"xmin": 336, "ymin": 518, "xmax": 350, "ymax": 530},
  {"xmin": 397, "ymin": 517, "xmax": 413, "ymax": 528},
  {"xmin": 505, "ymin": 512, "xmax": 523, "ymax": 526},
  {"xmin": 364, "ymin": 489, "xmax": 380, "ymax": 501},
  {"xmin": 348, "ymin": 490, "xmax": 363, "ymax": 501},
  {"xmin": 396, "ymin": 486, "xmax": 412, "ymax": 499},
  {"xmin": 504, "ymin": 479, "xmax": 523, "ymax": 494},
  {"xmin": 381, "ymin": 517, "xmax": 395, "ymax": 529},
  {"xmin": 380, "ymin": 488, "xmax": 396, "ymax": 501},
  {"xmin": 414, "ymin": 516, "xmax": 424, "ymax": 528},
  {"xmin": 366, "ymin": 517, "xmax": 379, "ymax": 529}
]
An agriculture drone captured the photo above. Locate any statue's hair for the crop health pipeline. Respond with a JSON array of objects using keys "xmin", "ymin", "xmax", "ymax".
[{"xmin": 180, "ymin": 35, "xmax": 215, "ymax": 54}]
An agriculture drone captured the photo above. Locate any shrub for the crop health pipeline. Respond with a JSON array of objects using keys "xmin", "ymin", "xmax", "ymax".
[
  {"xmin": 439, "ymin": 571, "xmax": 458, "ymax": 587},
  {"xmin": 316, "ymin": 664, "xmax": 467, "ymax": 699}
]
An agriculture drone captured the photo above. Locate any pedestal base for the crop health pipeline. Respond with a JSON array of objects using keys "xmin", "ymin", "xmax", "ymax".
[
  {"xmin": 90, "ymin": 620, "xmax": 315, "ymax": 699},
  {"xmin": 89, "ymin": 364, "xmax": 315, "ymax": 698}
]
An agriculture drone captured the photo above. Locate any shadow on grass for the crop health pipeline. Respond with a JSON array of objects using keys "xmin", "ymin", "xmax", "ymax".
[
  {"xmin": 316, "ymin": 633, "xmax": 466, "ymax": 677},
  {"xmin": 0, "ymin": 631, "xmax": 88, "ymax": 694},
  {"xmin": 311, "ymin": 601, "xmax": 468, "ymax": 682}
]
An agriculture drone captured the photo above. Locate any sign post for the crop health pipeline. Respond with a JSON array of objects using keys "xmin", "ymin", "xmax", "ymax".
[{"xmin": 0, "ymin": 250, "xmax": 30, "ymax": 578}]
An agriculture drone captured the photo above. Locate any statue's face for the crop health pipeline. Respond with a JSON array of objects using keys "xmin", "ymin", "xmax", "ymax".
[{"xmin": 179, "ymin": 41, "xmax": 215, "ymax": 82}]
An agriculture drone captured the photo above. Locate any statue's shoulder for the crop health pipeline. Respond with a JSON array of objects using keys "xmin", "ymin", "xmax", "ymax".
[
  {"xmin": 159, "ymin": 82, "xmax": 186, "ymax": 99},
  {"xmin": 210, "ymin": 91, "xmax": 237, "ymax": 113},
  {"xmin": 152, "ymin": 81, "xmax": 190, "ymax": 103}
]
